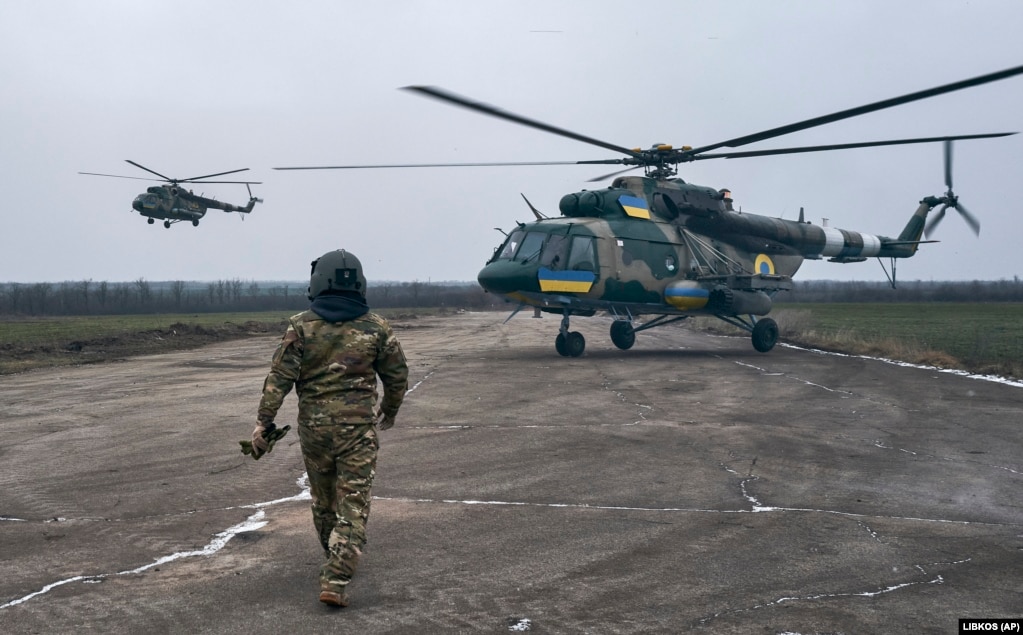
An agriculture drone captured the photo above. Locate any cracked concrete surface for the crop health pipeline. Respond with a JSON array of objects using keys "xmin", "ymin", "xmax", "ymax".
[{"xmin": 1, "ymin": 312, "xmax": 1020, "ymax": 633}]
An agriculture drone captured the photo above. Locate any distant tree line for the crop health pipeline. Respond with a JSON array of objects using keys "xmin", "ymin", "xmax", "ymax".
[
  {"xmin": 0, "ymin": 279, "xmax": 505, "ymax": 316},
  {"xmin": 2, "ymin": 278, "xmax": 1021, "ymax": 317},
  {"xmin": 779, "ymin": 278, "xmax": 1023, "ymax": 303}
]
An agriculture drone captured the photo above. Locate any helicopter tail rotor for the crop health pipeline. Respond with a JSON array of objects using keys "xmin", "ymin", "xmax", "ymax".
[{"xmin": 924, "ymin": 140, "xmax": 980, "ymax": 238}]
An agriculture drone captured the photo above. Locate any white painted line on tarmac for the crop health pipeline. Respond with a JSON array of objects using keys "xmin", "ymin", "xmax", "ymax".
[
  {"xmin": 780, "ymin": 343, "xmax": 1023, "ymax": 388},
  {"xmin": 373, "ymin": 495, "xmax": 1010, "ymax": 527},
  {"xmin": 2, "ymin": 474, "xmax": 311, "ymax": 610},
  {"xmin": 697, "ymin": 560, "xmax": 970, "ymax": 627},
  {"xmin": 405, "ymin": 370, "xmax": 435, "ymax": 396},
  {"xmin": 734, "ymin": 360, "xmax": 853, "ymax": 394}
]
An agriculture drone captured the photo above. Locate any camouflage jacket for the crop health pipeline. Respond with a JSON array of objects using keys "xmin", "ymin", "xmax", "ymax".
[{"xmin": 258, "ymin": 310, "xmax": 408, "ymax": 426}]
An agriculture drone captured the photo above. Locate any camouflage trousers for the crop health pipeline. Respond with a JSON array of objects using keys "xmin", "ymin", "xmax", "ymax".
[{"xmin": 296, "ymin": 422, "xmax": 378, "ymax": 592}]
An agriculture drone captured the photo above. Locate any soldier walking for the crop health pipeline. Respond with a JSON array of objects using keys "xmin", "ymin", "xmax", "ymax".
[{"xmin": 251, "ymin": 249, "xmax": 408, "ymax": 607}]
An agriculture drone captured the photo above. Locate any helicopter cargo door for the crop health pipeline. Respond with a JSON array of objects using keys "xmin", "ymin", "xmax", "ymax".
[{"xmin": 537, "ymin": 234, "xmax": 598, "ymax": 293}]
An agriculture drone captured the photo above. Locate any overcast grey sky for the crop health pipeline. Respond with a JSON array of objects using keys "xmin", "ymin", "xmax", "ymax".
[{"xmin": 2, "ymin": 1, "xmax": 1021, "ymax": 284}]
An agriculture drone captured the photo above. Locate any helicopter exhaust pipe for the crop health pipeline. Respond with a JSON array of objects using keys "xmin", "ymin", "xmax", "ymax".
[{"xmin": 706, "ymin": 286, "xmax": 772, "ymax": 316}]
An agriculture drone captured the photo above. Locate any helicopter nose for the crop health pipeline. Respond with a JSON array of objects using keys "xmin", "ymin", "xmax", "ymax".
[
  {"xmin": 477, "ymin": 261, "xmax": 539, "ymax": 295},
  {"xmin": 132, "ymin": 199, "xmax": 143, "ymax": 212}
]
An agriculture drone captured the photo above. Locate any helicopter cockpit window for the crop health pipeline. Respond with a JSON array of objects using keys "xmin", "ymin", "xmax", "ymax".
[
  {"xmin": 516, "ymin": 231, "xmax": 546, "ymax": 263},
  {"xmin": 566, "ymin": 235, "xmax": 597, "ymax": 271},
  {"xmin": 539, "ymin": 234, "xmax": 568, "ymax": 269},
  {"xmin": 497, "ymin": 230, "xmax": 525, "ymax": 260}
]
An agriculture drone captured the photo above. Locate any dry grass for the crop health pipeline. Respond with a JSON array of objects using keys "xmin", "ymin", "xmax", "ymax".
[{"xmin": 693, "ymin": 305, "xmax": 1023, "ymax": 380}]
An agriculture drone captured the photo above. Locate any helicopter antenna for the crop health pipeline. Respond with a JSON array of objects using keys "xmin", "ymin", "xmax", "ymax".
[{"xmin": 520, "ymin": 193, "xmax": 548, "ymax": 220}]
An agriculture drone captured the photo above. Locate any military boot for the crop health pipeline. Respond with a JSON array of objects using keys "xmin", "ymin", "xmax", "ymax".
[{"xmin": 319, "ymin": 589, "xmax": 349, "ymax": 607}]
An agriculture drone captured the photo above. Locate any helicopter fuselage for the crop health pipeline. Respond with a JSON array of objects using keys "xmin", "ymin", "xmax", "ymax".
[
  {"xmin": 131, "ymin": 185, "xmax": 260, "ymax": 227},
  {"xmin": 132, "ymin": 185, "xmax": 207, "ymax": 221},
  {"xmin": 477, "ymin": 176, "xmax": 928, "ymax": 320},
  {"xmin": 272, "ymin": 65, "xmax": 1022, "ymax": 355}
]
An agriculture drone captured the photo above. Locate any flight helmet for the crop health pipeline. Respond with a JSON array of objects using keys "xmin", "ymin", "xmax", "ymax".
[{"xmin": 308, "ymin": 249, "xmax": 367, "ymax": 300}]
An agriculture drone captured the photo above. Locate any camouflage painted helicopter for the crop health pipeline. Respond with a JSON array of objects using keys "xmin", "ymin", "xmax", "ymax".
[
  {"xmin": 80, "ymin": 160, "xmax": 262, "ymax": 228},
  {"xmin": 276, "ymin": 64, "xmax": 1022, "ymax": 356}
]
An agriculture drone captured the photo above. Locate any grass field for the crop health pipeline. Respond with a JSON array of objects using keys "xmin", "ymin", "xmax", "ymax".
[
  {"xmin": 765, "ymin": 302, "xmax": 1023, "ymax": 379},
  {"xmin": 0, "ymin": 312, "xmax": 289, "ymax": 345},
  {"xmin": 0, "ymin": 308, "xmax": 434, "ymax": 347},
  {"xmin": 0, "ymin": 309, "xmax": 435, "ymax": 375},
  {"xmin": 1, "ymin": 304, "xmax": 1020, "ymax": 379}
]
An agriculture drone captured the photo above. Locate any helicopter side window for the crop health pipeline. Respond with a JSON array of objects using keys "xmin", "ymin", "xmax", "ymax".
[
  {"xmin": 621, "ymin": 238, "xmax": 678, "ymax": 278},
  {"xmin": 566, "ymin": 236, "xmax": 596, "ymax": 271},
  {"xmin": 516, "ymin": 232, "xmax": 546, "ymax": 263},
  {"xmin": 497, "ymin": 230, "xmax": 525, "ymax": 260},
  {"xmin": 539, "ymin": 234, "xmax": 568, "ymax": 269}
]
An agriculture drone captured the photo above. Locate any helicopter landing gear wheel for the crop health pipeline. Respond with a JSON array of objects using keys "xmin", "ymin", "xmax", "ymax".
[
  {"xmin": 163, "ymin": 220, "xmax": 171, "ymax": 228},
  {"xmin": 555, "ymin": 310, "xmax": 585, "ymax": 357},
  {"xmin": 192, "ymin": 219, "xmax": 199, "ymax": 226},
  {"xmin": 610, "ymin": 320, "xmax": 636, "ymax": 350},
  {"xmin": 555, "ymin": 331, "xmax": 585, "ymax": 357},
  {"xmin": 147, "ymin": 218, "xmax": 154, "ymax": 224},
  {"xmin": 751, "ymin": 317, "xmax": 779, "ymax": 353}
]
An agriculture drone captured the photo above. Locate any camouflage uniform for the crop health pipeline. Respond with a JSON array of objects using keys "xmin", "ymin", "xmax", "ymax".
[{"xmin": 258, "ymin": 302, "xmax": 408, "ymax": 594}]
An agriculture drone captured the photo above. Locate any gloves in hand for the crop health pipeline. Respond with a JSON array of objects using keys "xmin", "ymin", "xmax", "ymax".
[
  {"xmin": 376, "ymin": 411, "xmax": 396, "ymax": 431},
  {"xmin": 239, "ymin": 423, "xmax": 291, "ymax": 460},
  {"xmin": 252, "ymin": 424, "xmax": 272, "ymax": 456}
]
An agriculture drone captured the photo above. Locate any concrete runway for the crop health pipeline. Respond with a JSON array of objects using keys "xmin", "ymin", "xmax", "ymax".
[{"xmin": 1, "ymin": 311, "xmax": 1021, "ymax": 634}]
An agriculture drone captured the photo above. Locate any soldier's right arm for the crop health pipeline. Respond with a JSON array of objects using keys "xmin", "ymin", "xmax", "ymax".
[
  {"xmin": 257, "ymin": 320, "xmax": 304, "ymax": 424},
  {"xmin": 374, "ymin": 323, "xmax": 409, "ymax": 418}
]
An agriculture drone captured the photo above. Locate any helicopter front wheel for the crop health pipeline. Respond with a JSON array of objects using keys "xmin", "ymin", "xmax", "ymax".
[
  {"xmin": 192, "ymin": 220, "xmax": 199, "ymax": 227},
  {"xmin": 610, "ymin": 320, "xmax": 636, "ymax": 350},
  {"xmin": 751, "ymin": 317, "xmax": 779, "ymax": 353},
  {"xmin": 555, "ymin": 331, "xmax": 585, "ymax": 357},
  {"xmin": 147, "ymin": 217, "xmax": 154, "ymax": 225}
]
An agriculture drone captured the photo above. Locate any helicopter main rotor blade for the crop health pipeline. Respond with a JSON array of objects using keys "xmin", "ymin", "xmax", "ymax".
[
  {"xmin": 185, "ymin": 179, "xmax": 263, "ymax": 185},
  {"xmin": 179, "ymin": 167, "xmax": 251, "ymax": 182},
  {"xmin": 187, "ymin": 181, "xmax": 263, "ymax": 185},
  {"xmin": 274, "ymin": 160, "xmax": 619, "ymax": 170},
  {"xmin": 79, "ymin": 171, "xmax": 163, "ymax": 181},
  {"xmin": 402, "ymin": 85, "xmax": 643, "ymax": 158},
  {"xmin": 689, "ymin": 132, "xmax": 1016, "ymax": 160},
  {"xmin": 688, "ymin": 64, "xmax": 1023, "ymax": 155},
  {"xmin": 586, "ymin": 166, "xmax": 642, "ymax": 182},
  {"xmin": 125, "ymin": 160, "xmax": 174, "ymax": 182}
]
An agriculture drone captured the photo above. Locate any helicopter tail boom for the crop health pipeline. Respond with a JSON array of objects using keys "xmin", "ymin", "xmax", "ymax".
[{"xmin": 207, "ymin": 195, "xmax": 262, "ymax": 214}]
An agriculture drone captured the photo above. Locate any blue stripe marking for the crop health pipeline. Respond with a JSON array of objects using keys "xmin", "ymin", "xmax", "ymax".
[
  {"xmin": 665, "ymin": 288, "xmax": 709, "ymax": 298},
  {"xmin": 618, "ymin": 195, "xmax": 648, "ymax": 210},
  {"xmin": 538, "ymin": 267, "xmax": 596, "ymax": 282}
]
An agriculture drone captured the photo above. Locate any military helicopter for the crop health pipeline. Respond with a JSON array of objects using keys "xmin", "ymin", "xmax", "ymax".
[
  {"xmin": 80, "ymin": 160, "xmax": 263, "ymax": 228},
  {"xmin": 275, "ymin": 64, "xmax": 1022, "ymax": 356}
]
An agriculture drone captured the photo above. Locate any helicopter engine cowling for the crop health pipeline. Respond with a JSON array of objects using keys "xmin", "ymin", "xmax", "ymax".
[
  {"xmin": 705, "ymin": 286, "xmax": 772, "ymax": 316},
  {"xmin": 559, "ymin": 188, "xmax": 638, "ymax": 219}
]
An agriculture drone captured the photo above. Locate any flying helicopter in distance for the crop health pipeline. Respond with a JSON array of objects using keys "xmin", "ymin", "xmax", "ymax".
[
  {"xmin": 275, "ymin": 64, "xmax": 1023, "ymax": 357},
  {"xmin": 80, "ymin": 160, "xmax": 263, "ymax": 228}
]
